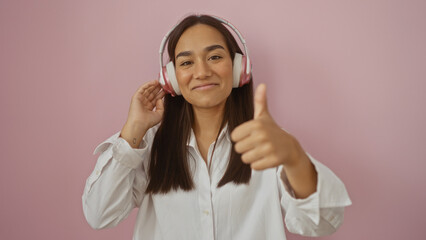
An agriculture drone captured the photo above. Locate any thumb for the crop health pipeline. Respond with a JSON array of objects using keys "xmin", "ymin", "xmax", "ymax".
[{"xmin": 254, "ymin": 83, "xmax": 268, "ymax": 119}]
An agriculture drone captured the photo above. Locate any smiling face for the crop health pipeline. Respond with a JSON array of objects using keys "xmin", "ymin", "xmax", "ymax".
[{"xmin": 174, "ymin": 24, "xmax": 234, "ymax": 111}]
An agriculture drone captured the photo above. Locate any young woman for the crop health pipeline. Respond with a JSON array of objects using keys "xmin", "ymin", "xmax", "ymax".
[{"xmin": 82, "ymin": 14, "xmax": 351, "ymax": 240}]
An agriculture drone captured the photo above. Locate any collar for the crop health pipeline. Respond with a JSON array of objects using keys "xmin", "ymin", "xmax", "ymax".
[{"xmin": 187, "ymin": 124, "xmax": 231, "ymax": 149}]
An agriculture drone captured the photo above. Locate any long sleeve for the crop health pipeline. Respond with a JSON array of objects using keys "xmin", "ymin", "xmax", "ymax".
[
  {"xmin": 277, "ymin": 153, "xmax": 352, "ymax": 236},
  {"xmin": 82, "ymin": 128, "xmax": 155, "ymax": 229}
]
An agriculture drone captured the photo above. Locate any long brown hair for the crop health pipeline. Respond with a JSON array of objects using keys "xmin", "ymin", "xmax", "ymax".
[{"xmin": 146, "ymin": 15, "xmax": 253, "ymax": 194}]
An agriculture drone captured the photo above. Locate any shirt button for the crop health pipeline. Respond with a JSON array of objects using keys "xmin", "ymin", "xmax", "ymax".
[
  {"xmin": 95, "ymin": 170, "xmax": 100, "ymax": 175},
  {"xmin": 203, "ymin": 210, "xmax": 209, "ymax": 215}
]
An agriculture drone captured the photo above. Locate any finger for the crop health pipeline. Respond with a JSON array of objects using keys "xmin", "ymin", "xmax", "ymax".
[
  {"xmin": 143, "ymin": 87, "xmax": 165, "ymax": 110},
  {"xmin": 250, "ymin": 157, "xmax": 278, "ymax": 171},
  {"xmin": 146, "ymin": 85, "xmax": 163, "ymax": 101},
  {"xmin": 142, "ymin": 83, "xmax": 158, "ymax": 95},
  {"xmin": 138, "ymin": 85, "xmax": 155, "ymax": 103},
  {"xmin": 137, "ymin": 80, "xmax": 159, "ymax": 93},
  {"xmin": 254, "ymin": 83, "xmax": 268, "ymax": 119},
  {"xmin": 155, "ymin": 89, "xmax": 166, "ymax": 100},
  {"xmin": 241, "ymin": 143, "xmax": 271, "ymax": 164},
  {"xmin": 155, "ymin": 98, "xmax": 164, "ymax": 113},
  {"xmin": 150, "ymin": 89, "xmax": 165, "ymax": 106},
  {"xmin": 231, "ymin": 120, "xmax": 261, "ymax": 142},
  {"xmin": 141, "ymin": 85, "xmax": 161, "ymax": 105},
  {"xmin": 234, "ymin": 129, "xmax": 269, "ymax": 155},
  {"xmin": 141, "ymin": 91, "xmax": 155, "ymax": 106},
  {"xmin": 234, "ymin": 134, "xmax": 257, "ymax": 154}
]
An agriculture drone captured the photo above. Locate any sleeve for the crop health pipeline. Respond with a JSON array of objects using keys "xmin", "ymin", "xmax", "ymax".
[
  {"xmin": 276, "ymin": 153, "xmax": 352, "ymax": 237},
  {"xmin": 82, "ymin": 126, "xmax": 158, "ymax": 229}
]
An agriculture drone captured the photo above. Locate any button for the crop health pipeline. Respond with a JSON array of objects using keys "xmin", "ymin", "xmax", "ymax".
[
  {"xmin": 95, "ymin": 170, "xmax": 100, "ymax": 175},
  {"xmin": 203, "ymin": 210, "xmax": 209, "ymax": 215}
]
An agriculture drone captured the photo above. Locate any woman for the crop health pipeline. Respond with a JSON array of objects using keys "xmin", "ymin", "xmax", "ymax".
[{"xmin": 82, "ymin": 14, "xmax": 351, "ymax": 239}]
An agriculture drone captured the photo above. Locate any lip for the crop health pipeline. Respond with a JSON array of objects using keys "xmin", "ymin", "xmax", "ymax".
[{"xmin": 192, "ymin": 83, "xmax": 219, "ymax": 90}]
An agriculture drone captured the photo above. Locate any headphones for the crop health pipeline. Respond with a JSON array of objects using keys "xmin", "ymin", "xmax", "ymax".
[{"xmin": 158, "ymin": 15, "xmax": 252, "ymax": 96}]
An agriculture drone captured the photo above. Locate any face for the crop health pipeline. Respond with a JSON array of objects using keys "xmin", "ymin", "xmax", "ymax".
[{"xmin": 174, "ymin": 24, "xmax": 233, "ymax": 111}]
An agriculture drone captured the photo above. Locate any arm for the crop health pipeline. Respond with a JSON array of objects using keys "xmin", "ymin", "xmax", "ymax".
[
  {"xmin": 231, "ymin": 84, "xmax": 351, "ymax": 236},
  {"xmin": 282, "ymin": 151, "xmax": 317, "ymax": 199},
  {"xmin": 82, "ymin": 80, "xmax": 165, "ymax": 229},
  {"xmin": 82, "ymin": 132, "xmax": 151, "ymax": 229},
  {"xmin": 277, "ymin": 154, "xmax": 351, "ymax": 236}
]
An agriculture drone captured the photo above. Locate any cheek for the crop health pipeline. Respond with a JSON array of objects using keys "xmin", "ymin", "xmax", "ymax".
[
  {"xmin": 220, "ymin": 62, "xmax": 234, "ymax": 87},
  {"xmin": 175, "ymin": 70, "xmax": 191, "ymax": 87},
  {"xmin": 222, "ymin": 60, "xmax": 233, "ymax": 75},
  {"xmin": 212, "ymin": 59, "xmax": 233, "ymax": 82}
]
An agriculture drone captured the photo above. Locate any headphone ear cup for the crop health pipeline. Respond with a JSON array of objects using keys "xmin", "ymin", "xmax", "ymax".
[
  {"xmin": 165, "ymin": 62, "xmax": 181, "ymax": 95},
  {"xmin": 232, "ymin": 53, "xmax": 243, "ymax": 87},
  {"xmin": 233, "ymin": 53, "xmax": 251, "ymax": 87},
  {"xmin": 240, "ymin": 55, "xmax": 251, "ymax": 87},
  {"xmin": 159, "ymin": 66, "xmax": 175, "ymax": 96}
]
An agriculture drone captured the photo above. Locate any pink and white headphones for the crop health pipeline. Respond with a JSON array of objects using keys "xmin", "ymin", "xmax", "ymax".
[{"xmin": 158, "ymin": 15, "xmax": 252, "ymax": 96}]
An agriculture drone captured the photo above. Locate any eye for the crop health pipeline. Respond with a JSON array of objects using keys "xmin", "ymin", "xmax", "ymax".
[
  {"xmin": 209, "ymin": 55, "xmax": 222, "ymax": 61},
  {"xmin": 179, "ymin": 61, "xmax": 192, "ymax": 66}
]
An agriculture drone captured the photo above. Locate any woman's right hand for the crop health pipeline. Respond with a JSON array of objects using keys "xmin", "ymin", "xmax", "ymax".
[{"xmin": 120, "ymin": 80, "xmax": 165, "ymax": 148}]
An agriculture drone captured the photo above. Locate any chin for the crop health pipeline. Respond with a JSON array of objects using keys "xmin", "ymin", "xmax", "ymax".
[
  {"xmin": 182, "ymin": 88, "xmax": 231, "ymax": 110},
  {"xmin": 190, "ymin": 97, "xmax": 226, "ymax": 109}
]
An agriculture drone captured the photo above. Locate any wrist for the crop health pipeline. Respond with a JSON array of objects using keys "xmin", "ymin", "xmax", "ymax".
[
  {"xmin": 283, "ymin": 135, "xmax": 308, "ymax": 168},
  {"xmin": 124, "ymin": 119, "xmax": 150, "ymax": 133},
  {"xmin": 120, "ymin": 121, "xmax": 149, "ymax": 148}
]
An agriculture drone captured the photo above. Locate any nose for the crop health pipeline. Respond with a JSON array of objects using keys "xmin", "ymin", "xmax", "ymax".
[{"xmin": 193, "ymin": 60, "xmax": 212, "ymax": 79}]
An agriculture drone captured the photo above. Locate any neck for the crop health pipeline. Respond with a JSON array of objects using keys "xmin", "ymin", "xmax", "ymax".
[{"xmin": 192, "ymin": 104, "xmax": 225, "ymax": 142}]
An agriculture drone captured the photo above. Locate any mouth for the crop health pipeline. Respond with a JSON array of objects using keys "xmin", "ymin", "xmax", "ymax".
[{"xmin": 192, "ymin": 83, "xmax": 219, "ymax": 90}]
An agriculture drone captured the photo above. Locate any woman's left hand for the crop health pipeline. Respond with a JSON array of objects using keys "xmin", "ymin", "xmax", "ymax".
[{"xmin": 231, "ymin": 84, "xmax": 307, "ymax": 170}]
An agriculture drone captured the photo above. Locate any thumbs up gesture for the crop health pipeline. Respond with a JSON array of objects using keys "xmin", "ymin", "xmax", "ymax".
[{"xmin": 231, "ymin": 84, "xmax": 307, "ymax": 170}]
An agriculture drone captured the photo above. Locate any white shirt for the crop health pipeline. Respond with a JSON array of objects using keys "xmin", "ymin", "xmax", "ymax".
[{"xmin": 82, "ymin": 125, "xmax": 352, "ymax": 240}]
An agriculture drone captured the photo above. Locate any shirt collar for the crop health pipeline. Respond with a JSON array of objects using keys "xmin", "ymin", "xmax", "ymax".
[{"xmin": 187, "ymin": 124, "xmax": 231, "ymax": 149}]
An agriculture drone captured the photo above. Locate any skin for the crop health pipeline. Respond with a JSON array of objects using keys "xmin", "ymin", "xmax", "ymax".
[{"xmin": 120, "ymin": 24, "xmax": 317, "ymax": 199}]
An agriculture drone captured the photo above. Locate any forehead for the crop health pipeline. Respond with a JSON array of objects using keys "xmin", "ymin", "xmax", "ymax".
[{"xmin": 175, "ymin": 24, "xmax": 228, "ymax": 54}]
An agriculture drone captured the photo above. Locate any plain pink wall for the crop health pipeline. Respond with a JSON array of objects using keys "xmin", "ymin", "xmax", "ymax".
[{"xmin": 1, "ymin": 0, "xmax": 425, "ymax": 239}]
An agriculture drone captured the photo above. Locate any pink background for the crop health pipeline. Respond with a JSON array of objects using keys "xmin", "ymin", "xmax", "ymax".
[{"xmin": 1, "ymin": 0, "xmax": 425, "ymax": 239}]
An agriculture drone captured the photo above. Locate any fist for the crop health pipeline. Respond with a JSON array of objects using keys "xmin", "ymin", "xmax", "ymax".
[{"xmin": 231, "ymin": 84, "xmax": 305, "ymax": 170}]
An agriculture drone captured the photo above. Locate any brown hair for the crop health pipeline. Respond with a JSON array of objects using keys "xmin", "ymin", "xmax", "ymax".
[{"xmin": 146, "ymin": 14, "xmax": 253, "ymax": 194}]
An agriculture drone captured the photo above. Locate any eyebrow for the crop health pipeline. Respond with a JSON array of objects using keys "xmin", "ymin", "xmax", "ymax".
[{"xmin": 175, "ymin": 44, "xmax": 225, "ymax": 59}]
